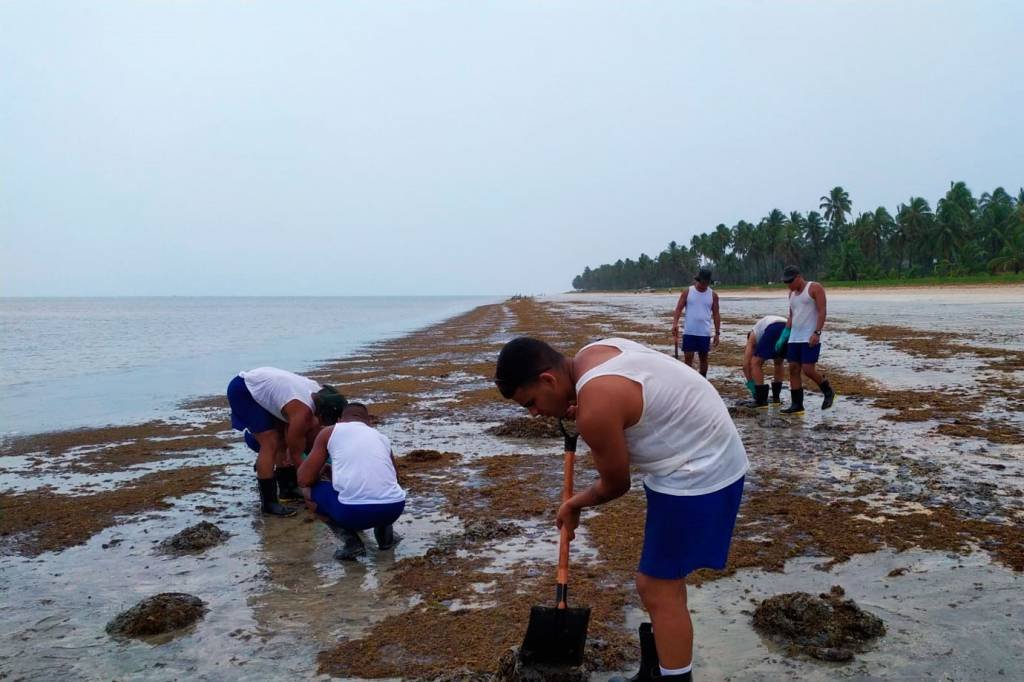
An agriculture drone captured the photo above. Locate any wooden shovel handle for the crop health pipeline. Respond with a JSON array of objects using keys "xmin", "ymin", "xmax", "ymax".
[{"xmin": 556, "ymin": 446, "xmax": 576, "ymax": 606}]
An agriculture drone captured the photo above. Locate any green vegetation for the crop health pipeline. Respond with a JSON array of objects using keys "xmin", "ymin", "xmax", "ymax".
[{"xmin": 571, "ymin": 182, "xmax": 1024, "ymax": 290}]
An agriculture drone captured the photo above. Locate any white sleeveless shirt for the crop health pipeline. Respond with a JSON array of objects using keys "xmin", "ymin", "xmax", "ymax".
[
  {"xmin": 683, "ymin": 285, "xmax": 714, "ymax": 336},
  {"xmin": 789, "ymin": 281, "xmax": 819, "ymax": 343},
  {"xmin": 240, "ymin": 367, "xmax": 320, "ymax": 421},
  {"xmin": 328, "ymin": 422, "xmax": 406, "ymax": 505},
  {"xmin": 575, "ymin": 338, "xmax": 748, "ymax": 496}
]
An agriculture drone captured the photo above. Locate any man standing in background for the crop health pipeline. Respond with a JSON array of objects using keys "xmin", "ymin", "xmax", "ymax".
[
  {"xmin": 671, "ymin": 267, "xmax": 720, "ymax": 377},
  {"xmin": 780, "ymin": 266, "xmax": 836, "ymax": 414}
]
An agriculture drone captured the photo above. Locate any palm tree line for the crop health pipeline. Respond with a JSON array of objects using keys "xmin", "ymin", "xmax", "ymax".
[{"xmin": 571, "ymin": 182, "xmax": 1024, "ymax": 290}]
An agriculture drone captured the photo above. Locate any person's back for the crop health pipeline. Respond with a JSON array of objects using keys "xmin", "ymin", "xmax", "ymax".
[
  {"xmin": 239, "ymin": 366, "xmax": 320, "ymax": 420},
  {"xmin": 327, "ymin": 421, "xmax": 406, "ymax": 505},
  {"xmin": 575, "ymin": 337, "xmax": 748, "ymax": 495}
]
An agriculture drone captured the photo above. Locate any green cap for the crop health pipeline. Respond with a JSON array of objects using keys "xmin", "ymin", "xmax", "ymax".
[{"xmin": 314, "ymin": 385, "xmax": 348, "ymax": 425}]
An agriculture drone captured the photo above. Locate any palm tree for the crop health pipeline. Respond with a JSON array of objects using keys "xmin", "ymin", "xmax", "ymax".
[
  {"xmin": 978, "ymin": 187, "xmax": 1014, "ymax": 256},
  {"xmin": 935, "ymin": 181, "xmax": 977, "ymax": 264},
  {"xmin": 820, "ymin": 186, "xmax": 852, "ymax": 235},
  {"xmin": 988, "ymin": 224, "xmax": 1024, "ymax": 274},
  {"xmin": 803, "ymin": 211, "xmax": 826, "ymax": 277},
  {"xmin": 896, "ymin": 197, "xmax": 933, "ymax": 272}
]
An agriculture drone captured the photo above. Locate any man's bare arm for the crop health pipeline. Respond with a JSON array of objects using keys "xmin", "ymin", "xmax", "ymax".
[
  {"xmin": 712, "ymin": 291, "xmax": 721, "ymax": 347},
  {"xmin": 812, "ymin": 283, "xmax": 827, "ymax": 332},
  {"xmin": 569, "ymin": 379, "xmax": 638, "ymax": 511},
  {"xmin": 671, "ymin": 289, "xmax": 688, "ymax": 334},
  {"xmin": 298, "ymin": 426, "xmax": 332, "ymax": 487},
  {"xmin": 282, "ymin": 401, "xmax": 315, "ymax": 467}
]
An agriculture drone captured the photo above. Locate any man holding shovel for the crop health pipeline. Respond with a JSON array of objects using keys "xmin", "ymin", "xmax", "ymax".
[{"xmin": 496, "ymin": 337, "xmax": 748, "ymax": 681}]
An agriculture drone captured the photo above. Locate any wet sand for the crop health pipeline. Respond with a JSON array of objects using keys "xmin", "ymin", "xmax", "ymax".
[{"xmin": 1, "ymin": 290, "xmax": 1022, "ymax": 680}]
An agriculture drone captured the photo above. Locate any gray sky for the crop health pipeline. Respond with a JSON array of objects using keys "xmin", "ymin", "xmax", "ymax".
[{"xmin": 2, "ymin": 1, "xmax": 1022, "ymax": 296}]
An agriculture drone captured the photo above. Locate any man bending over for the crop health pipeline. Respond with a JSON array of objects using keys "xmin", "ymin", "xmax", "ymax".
[{"xmin": 495, "ymin": 337, "xmax": 748, "ymax": 681}]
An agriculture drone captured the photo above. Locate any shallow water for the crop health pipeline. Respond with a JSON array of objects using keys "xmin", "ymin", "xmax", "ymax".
[
  {"xmin": 2, "ymin": 288, "xmax": 1022, "ymax": 680},
  {"xmin": 0, "ymin": 296, "xmax": 499, "ymax": 435}
]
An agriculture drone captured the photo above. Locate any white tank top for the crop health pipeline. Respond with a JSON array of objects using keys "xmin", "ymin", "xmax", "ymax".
[
  {"xmin": 752, "ymin": 315, "xmax": 787, "ymax": 342},
  {"xmin": 575, "ymin": 338, "xmax": 748, "ymax": 496},
  {"xmin": 328, "ymin": 422, "xmax": 406, "ymax": 505},
  {"xmin": 683, "ymin": 285, "xmax": 714, "ymax": 336},
  {"xmin": 789, "ymin": 281, "xmax": 818, "ymax": 343},
  {"xmin": 240, "ymin": 367, "xmax": 320, "ymax": 421}
]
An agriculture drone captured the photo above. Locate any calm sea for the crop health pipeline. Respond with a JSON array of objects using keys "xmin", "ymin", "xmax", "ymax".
[{"xmin": 0, "ymin": 296, "xmax": 499, "ymax": 435}]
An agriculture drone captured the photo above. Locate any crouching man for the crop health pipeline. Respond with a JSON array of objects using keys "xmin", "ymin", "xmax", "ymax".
[{"xmin": 298, "ymin": 403, "xmax": 406, "ymax": 560}]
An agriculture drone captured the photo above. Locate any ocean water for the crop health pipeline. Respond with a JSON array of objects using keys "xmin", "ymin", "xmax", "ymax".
[{"xmin": 0, "ymin": 296, "xmax": 498, "ymax": 435}]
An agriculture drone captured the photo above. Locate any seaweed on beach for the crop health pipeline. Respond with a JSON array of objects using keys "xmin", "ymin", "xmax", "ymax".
[
  {"xmin": 488, "ymin": 416, "xmax": 563, "ymax": 439},
  {"xmin": 752, "ymin": 585, "xmax": 885, "ymax": 662},
  {"xmin": 106, "ymin": 592, "xmax": 207, "ymax": 639},
  {"xmin": 158, "ymin": 521, "xmax": 230, "ymax": 554}
]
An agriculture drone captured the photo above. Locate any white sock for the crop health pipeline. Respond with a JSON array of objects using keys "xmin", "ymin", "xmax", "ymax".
[{"xmin": 659, "ymin": 663, "xmax": 693, "ymax": 676}]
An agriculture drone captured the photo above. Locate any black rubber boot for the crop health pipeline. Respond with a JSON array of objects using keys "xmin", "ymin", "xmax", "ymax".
[
  {"xmin": 373, "ymin": 524, "xmax": 401, "ymax": 550},
  {"xmin": 328, "ymin": 523, "xmax": 366, "ymax": 561},
  {"xmin": 609, "ymin": 622, "xmax": 660, "ymax": 682},
  {"xmin": 275, "ymin": 466, "xmax": 303, "ymax": 502},
  {"xmin": 781, "ymin": 388, "xmax": 805, "ymax": 415},
  {"xmin": 739, "ymin": 384, "xmax": 770, "ymax": 409},
  {"xmin": 257, "ymin": 477, "xmax": 297, "ymax": 517},
  {"xmin": 820, "ymin": 379, "xmax": 836, "ymax": 410},
  {"xmin": 771, "ymin": 381, "xmax": 783, "ymax": 404}
]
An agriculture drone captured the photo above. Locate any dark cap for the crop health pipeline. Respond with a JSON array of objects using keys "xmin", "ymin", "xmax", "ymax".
[
  {"xmin": 782, "ymin": 265, "xmax": 800, "ymax": 283},
  {"xmin": 313, "ymin": 385, "xmax": 348, "ymax": 425},
  {"xmin": 694, "ymin": 267, "xmax": 713, "ymax": 283}
]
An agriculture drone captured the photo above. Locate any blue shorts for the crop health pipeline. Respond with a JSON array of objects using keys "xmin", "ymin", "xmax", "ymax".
[
  {"xmin": 681, "ymin": 334, "xmax": 711, "ymax": 354},
  {"xmin": 227, "ymin": 375, "xmax": 277, "ymax": 434},
  {"xmin": 786, "ymin": 341, "xmax": 822, "ymax": 364},
  {"xmin": 639, "ymin": 476, "xmax": 744, "ymax": 579},
  {"xmin": 310, "ymin": 481, "xmax": 405, "ymax": 531},
  {"xmin": 755, "ymin": 322, "xmax": 788, "ymax": 360},
  {"xmin": 243, "ymin": 429, "xmax": 261, "ymax": 453}
]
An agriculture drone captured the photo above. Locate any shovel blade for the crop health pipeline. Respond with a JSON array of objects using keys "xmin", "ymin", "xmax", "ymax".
[{"xmin": 519, "ymin": 604, "xmax": 591, "ymax": 668}]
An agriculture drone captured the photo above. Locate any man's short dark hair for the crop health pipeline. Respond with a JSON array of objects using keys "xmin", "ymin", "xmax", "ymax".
[
  {"xmin": 340, "ymin": 402, "xmax": 372, "ymax": 424},
  {"xmin": 495, "ymin": 337, "xmax": 565, "ymax": 399}
]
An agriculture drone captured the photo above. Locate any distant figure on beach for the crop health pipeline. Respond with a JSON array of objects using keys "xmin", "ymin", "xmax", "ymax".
[
  {"xmin": 671, "ymin": 267, "xmax": 720, "ymax": 377},
  {"xmin": 227, "ymin": 367, "xmax": 347, "ymax": 516},
  {"xmin": 495, "ymin": 337, "xmax": 748, "ymax": 681},
  {"xmin": 780, "ymin": 266, "xmax": 836, "ymax": 414},
  {"xmin": 298, "ymin": 403, "xmax": 405, "ymax": 561},
  {"xmin": 741, "ymin": 314, "xmax": 789, "ymax": 407}
]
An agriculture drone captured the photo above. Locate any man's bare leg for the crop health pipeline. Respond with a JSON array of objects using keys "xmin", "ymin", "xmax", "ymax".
[
  {"xmin": 697, "ymin": 352, "xmax": 709, "ymax": 377},
  {"xmin": 637, "ymin": 573, "xmax": 692, "ymax": 669}
]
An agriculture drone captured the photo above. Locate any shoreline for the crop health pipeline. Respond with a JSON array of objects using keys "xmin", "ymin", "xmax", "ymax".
[{"xmin": 2, "ymin": 294, "xmax": 1023, "ymax": 679}]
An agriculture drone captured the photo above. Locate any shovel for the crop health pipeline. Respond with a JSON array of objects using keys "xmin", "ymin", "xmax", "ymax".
[{"xmin": 519, "ymin": 419, "xmax": 591, "ymax": 668}]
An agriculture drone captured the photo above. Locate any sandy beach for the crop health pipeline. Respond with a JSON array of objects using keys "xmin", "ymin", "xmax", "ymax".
[{"xmin": 2, "ymin": 288, "xmax": 1023, "ymax": 680}]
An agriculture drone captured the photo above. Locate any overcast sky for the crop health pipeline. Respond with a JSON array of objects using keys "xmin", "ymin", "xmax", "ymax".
[{"xmin": 2, "ymin": 1, "xmax": 1022, "ymax": 296}]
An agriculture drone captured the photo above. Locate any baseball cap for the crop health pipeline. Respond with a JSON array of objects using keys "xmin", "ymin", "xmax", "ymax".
[
  {"xmin": 782, "ymin": 265, "xmax": 800, "ymax": 283},
  {"xmin": 694, "ymin": 267, "xmax": 713, "ymax": 282}
]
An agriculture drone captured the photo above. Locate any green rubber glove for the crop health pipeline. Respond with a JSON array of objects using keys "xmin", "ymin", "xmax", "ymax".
[
  {"xmin": 775, "ymin": 327, "xmax": 791, "ymax": 354},
  {"xmin": 744, "ymin": 379, "xmax": 756, "ymax": 397}
]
